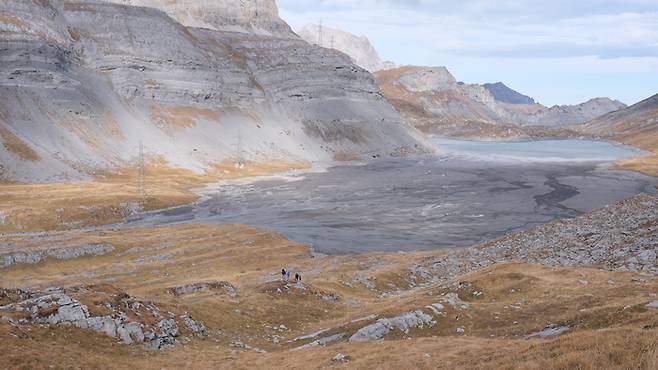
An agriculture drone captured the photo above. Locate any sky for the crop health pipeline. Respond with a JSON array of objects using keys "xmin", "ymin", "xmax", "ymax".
[{"xmin": 278, "ymin": 0, "xmax": 658, "ymax": 106}]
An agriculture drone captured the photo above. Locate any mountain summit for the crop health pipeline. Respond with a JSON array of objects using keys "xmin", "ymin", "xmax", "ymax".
[
  {"xmin": 297, "ymin": 23, "xmax": 395, "ymax": 72},
  {"xmin": 483, "ymin": 82, "xmax": 536, "ymax": 105}
]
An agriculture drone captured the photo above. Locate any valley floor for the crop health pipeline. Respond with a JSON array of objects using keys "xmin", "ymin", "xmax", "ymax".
[
  {"xmin": 0, "ymin": 161, "xmax": 308, "ymax": 233},
  {"xmin": 1, "ymin": 192, "xmax": 656, "ymax": 369}
]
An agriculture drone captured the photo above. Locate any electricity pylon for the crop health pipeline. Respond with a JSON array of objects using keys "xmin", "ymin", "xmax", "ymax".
[{"xmin": 138, "ymin": 140, "xmax": 146, "ymax": 197}]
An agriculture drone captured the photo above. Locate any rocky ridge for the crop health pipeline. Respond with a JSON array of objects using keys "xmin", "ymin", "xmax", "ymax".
[
  {"xmin": 375, "ymin": 66, "xmax": 627, "ymax": 137},
  {"xmin": 517, "ymin": 97, "xmax": 627, "ymax": 127}
]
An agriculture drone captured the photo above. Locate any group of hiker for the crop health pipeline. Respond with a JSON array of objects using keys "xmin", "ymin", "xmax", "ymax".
[{"xmin": 281, "ymin": 268, "xmax": 302, "ymax": 283}]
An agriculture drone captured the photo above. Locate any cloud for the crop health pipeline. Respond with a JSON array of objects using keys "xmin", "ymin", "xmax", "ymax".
[{"xmin": 278, "ymin": 0, "xmax": 658, "ymax": 105}]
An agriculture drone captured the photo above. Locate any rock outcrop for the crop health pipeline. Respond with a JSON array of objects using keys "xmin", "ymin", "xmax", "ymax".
[
  {"xmin": 0, "ymin": 285, "xmax": 207, "ymax": 349},
  {"xmin": 297, "ymin": 23, "xmax": 395, "ymax": 72},
  {"xmin": 1, "ymin": 243, "xmax": 115, "ymax": 269},
  {"xmin": 166, "ymin": 281, "xmax": 237, "ymax": 298},
  {"xmin": 349, "ymin": 308, "xmax": 440, "ymax": 342},
  {"xmin": 0, "ymin": 0, "xmax": 432, "ymax": 182}
]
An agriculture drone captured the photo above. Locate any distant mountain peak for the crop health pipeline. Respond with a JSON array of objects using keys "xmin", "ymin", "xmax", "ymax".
[
  {"xmin": 296, "ymin": 23, "xmax": 396, "ymax": 72},
  {"xmin": 483, "ymin": 82, "xmax": 536, "ymax": 105}
]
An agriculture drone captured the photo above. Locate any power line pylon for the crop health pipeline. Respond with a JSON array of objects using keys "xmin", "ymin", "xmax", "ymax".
[
  {"xmin": 236, "ymin": 133, "xmax": 245, "ymax": 169},
  {"xmin": 138, "ymin": 140, "xmax": 146, "ymax": 197}
]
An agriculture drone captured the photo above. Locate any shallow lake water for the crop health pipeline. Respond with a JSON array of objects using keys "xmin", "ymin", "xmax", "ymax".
[{"xmin": 123, "ymin": 139, "xmax": 657, "ymax": 254}]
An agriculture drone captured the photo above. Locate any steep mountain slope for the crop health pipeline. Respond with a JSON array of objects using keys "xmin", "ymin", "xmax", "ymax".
[
  {"xmin": 376, "ymin": 66, "xmax": 626, "ymax": 137},
  {"xmin": 577, "ymin": 93, "xmax": 658, "ymax": 176},
  {"xmin": 297, "ymin": 23, "xmax": 395, "ymax": 72},
  {"xmin": 581, "ymin": 93, "xmax": 658, "ymax": 151},
  {"xmin": 0, "ymin": 0, "xmax": 432, "ymax": 183},
  {"xmin": 375, "ymin": 66, "xmax": 543, "ymax": 138},
  {"xmin": 483, "ymin": 82, "xmax": 535, "ymax": 105},
  {"xmin": 376, "ymin": 66, "xmax": 502, "ymax": 133}
]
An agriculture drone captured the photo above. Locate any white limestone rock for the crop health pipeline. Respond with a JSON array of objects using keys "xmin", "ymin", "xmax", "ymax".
[
  {"xmin": 107, "ymin": 0, "xmax": 295, "ymax": 37},
  {"xmin": 349, "ymin": 310, "xmax": 434, "ymax": 342},
  {"xmin": 0, "ymin": 286, "xmax": 207, "ymax": 348},
  {"xmin": 297, "ymin": 23, "xmax": 395, "ymax": 72},
  {"xmin": 1, "ymin": 244, "xmax": 115, "ymax": 269}
]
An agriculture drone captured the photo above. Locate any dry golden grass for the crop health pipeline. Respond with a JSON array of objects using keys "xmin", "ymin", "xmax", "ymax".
[
  {"xmin": 333, "ymin": 151, "xmax": 362, "ymax": 161},
  {"xmin": 0, "ymin": 127, "xmax": 39, "ymax": 161},
  {"xmin": 235, "ymin": 328, "xmax": 658, "ymax": 370},
  {"xmin": 0, "ymin": 14, "xmax": 28, "ymax": 31},
  {"xmin": 0, "ymin": 160, "xmax": 307, "ymax": 233},
  {"xmin": 1, "ymin": 323, "xmax": 654, "ymax": 370},
  {"xmin": 150, "ymin": 104, "xmax": 222, "ymax": 129},
  {"xmin": 616, "ymin": 155, "xmax": 658, "ymax": 177},
  {"xmin": 1, "ymin": 223, "xmax": 656, "ymax": 370}
]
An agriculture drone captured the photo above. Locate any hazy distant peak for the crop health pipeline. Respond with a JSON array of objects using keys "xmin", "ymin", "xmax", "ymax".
[
  {"xmin": 297, "ymin": 23, "xmax": 396, "ymax": 72},
  {"xmin": 483, "ymin": 82, "xmax": 536, "ymax": 105},
  {"xmin": 550, "ymin": 97, "xmax": 626, "ymax": 111}
]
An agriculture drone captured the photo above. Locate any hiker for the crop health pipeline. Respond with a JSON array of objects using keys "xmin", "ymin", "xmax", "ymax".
[
  {"xmin": 286, "ymin": 271, "xmax": 291, "ymax": 280},
  {"xmin": 281, "ymin": 268, "xmax": 286, "ymax": 280},
  {"xmin": 295, "ymin": 273, "xmax": 302, "ymax": 283}
]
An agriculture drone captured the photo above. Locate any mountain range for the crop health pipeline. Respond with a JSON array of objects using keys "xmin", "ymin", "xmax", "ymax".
[
  {"xmin": 298, "ymin": 23, "xmax": 632, "ymax": 137},
  {"xmin": 0, "ymin": 0, "xmax": 431, "ymax": 182},
  {"xmin": 1, "ymin": 4, "xmax": 656, "ymax": 183},
  {"xmin": 374, "ymin": 66, "xmax": 628, "ymax": 138}
]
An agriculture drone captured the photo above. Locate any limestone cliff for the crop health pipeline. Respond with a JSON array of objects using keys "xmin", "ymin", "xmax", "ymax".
[
  {"xmin": 0, "ymin": 0, "xmax": 432, "ymax": 182},
  {"xmin": 297, "ymin": 23, "xmax": 395, "ymax": 72},
  {"xmin": 107, "ymin": 0, "xmax": 295, "ymax": 37}
]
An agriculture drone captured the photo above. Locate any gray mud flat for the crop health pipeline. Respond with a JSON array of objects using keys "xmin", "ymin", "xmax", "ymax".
[{"xmin": 123, "ymin": 149, "xmax": 657, "ymax": 254}]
